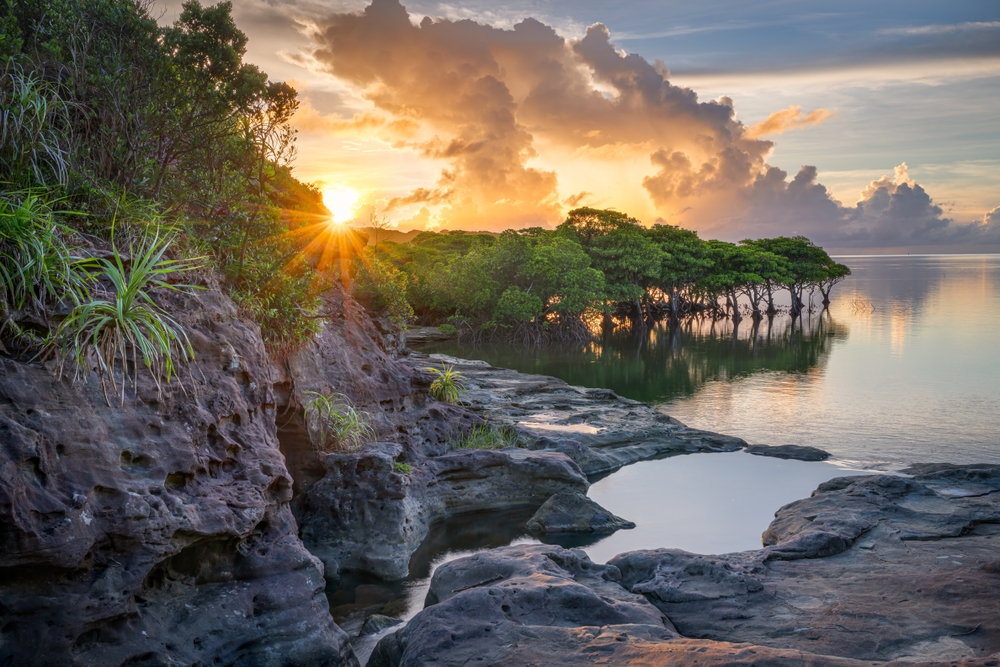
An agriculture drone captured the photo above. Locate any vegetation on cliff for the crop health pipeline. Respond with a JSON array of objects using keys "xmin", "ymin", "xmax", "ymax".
[{"xmin": 0, "ymin": 0, "xmax": 356, "ymax": 373}]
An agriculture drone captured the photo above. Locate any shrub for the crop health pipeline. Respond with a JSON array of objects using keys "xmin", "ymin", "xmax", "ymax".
[
  {"xmin": 52, "ymin": 227, "xmax": 203, "ymax": 405},
  {"xmin": 392, "ymin": 461, "xmax": 412, "ymax": 475},
  {"xmin": 436, "ymin": 323, "xmax": 457, "ymax": 336},
  {"xmin": 354, "ymin": 252, "xmax": 413, "ymax": 326},
  {"xmin": 303, "ymin": 391, "xmax": 374, "ymax": 451},
  {"xmin": 230, "ymin": 264, "xmax": 324, "ymax": 351},
  {"xmin": 0, "ymin": 62, "xmax": 70, "ymax": 189},
  {"xmin": 423, "ymin": 364, "xmax": 466, "ymax": 404},
  {"xmin": 451, "ymin": 423, "xmax": 520, "ymax": 450}
]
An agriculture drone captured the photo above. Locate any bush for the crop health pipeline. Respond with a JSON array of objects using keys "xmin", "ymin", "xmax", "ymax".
[
  {"xmin": 423, "ymin": 364, "xmax": 466, "ymax": 404},
  {"xmin": 437, "ymin": 323, "xmax": 457, "ymax": 336},
  {"xmin": 303, "ymin": 391, "xmax": 374, "ymax": 451},
  {"xmin": 392, "ymin": 461, "xmax": 412, "ymax": 474},
  {"xmin": 354, "ymin": 252, "xmax": 413, "ymax": 326},
  {"xmin": 52, "ymin": 227, "xmax": 203, "ymax": 405},
  {"xmin": 229, "ymin": 254, "xmax": 325, "ymax": 351},
  {"xmin": 451, "ymin": 423, "xmax": 520, "ymax": 450}
]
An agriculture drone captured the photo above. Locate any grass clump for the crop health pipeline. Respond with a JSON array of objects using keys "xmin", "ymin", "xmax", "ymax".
[
  {"xmin": 0, "ymin": 194, "xmax": 87, "ymax": 327},
  {"xmin": 52, "ymin": 227, "xmax": 203, "ymax": 406},
  {"xmin": 392, "ymin": 461, "xmax": 412, "ymax": 475},
  {"xmin": 304, "ymin": 391, "xmax": 374, "ymax": 452},
  {"xmin": 423, "ymin": 364, "xmax": 466, "ymax": 404},
  {"xmin": 451, "ymin": 423, "xmax": 520, "ymax": 450}
]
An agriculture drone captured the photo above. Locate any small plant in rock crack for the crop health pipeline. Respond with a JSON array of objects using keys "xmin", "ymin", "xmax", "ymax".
[
  {"xmin": 451, "ymin": 423, "xmax": 520, "ymax": 450},
  {"xmin": 51, "ymin": 226, "xmax": 203, "ymax": 406},
  {"xmin": 392, "ymin": 461, "xmax": 412, "ymax": 475},
  {"xmin": 422, "ymin": 364, "xmax": 466, "ymax": 404},
  {"xmin": 303, "ymin": 391, "xmax": 375, "ymax": 452}
]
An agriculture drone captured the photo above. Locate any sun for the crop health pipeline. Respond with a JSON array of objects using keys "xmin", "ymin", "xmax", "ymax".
[{"xmin": 322, "ymin": 186, "xmax": 360, "ymax": 224}]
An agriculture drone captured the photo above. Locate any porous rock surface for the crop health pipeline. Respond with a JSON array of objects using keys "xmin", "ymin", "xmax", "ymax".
[
  {"xmin": 525, "ymin": 490, "xmax": 636, "ymax": 535},
  {"xmin": 405, "ymin": 352, "xmax": 748, "ymax": 477},
  {"xmin": 0, "ymin": 288, "xmax": 356, "ymax": 666},
  {"xmin": 371, "ymin": 465, "xmax": 1000, "ymax": 666}
]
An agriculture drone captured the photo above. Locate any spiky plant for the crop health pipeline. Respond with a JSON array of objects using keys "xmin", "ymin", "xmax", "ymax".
[
  {"xmin": 52, "ymin": 227, "xmax": 203, "ymax": 405},
  {"xmin": 422, "ymin": 364, "xmax": 466, "ymax": 404},
  {"xmin": 303, "ymin": 391, "xmax": 375, "ymax": 452},
  {"xmin": 0, "ymin": 194, "xmax": 87, "ymax": 316}
]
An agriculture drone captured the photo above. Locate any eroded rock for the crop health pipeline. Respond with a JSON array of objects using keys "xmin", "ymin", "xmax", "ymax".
[
  {"xmin": 0, "ymin": 288, "xmax": 357, "ymax": 666},
  {"xmin": 525, "ymin": 491, "xmax": 635, "ymax": 535},
  {"xmin": 404, "ymin": 352, "xmax": 747, "ymax": 477},
  {"xmin": 371, "ymin": 466, "xmax": 1000, "ymax": 666}
]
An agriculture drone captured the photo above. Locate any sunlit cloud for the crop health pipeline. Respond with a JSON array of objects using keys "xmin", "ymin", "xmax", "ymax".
[
  {"xmin": 745, "ymin": 105, "xmax": 835, "ymax": 138},
  {"xmin": 879, "ymin": 21, "xmax": 1000, "ymax": 36}
]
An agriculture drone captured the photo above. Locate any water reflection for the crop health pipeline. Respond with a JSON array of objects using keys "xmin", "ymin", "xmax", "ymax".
[
  {"xmin": 425, "ymin": 313, "xmax": 847, "ymax": 405},
  {"xmin": 422, "ymin": 255, "xmax": 1000, "ymax": 466}
]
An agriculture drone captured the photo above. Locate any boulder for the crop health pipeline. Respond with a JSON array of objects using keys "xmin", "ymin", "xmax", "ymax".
[{"xmin": 525, "ymin": 491, "xmax": 635, "ymax": 535}]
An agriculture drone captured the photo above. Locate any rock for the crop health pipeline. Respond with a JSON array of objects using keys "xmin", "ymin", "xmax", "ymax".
[
  {"xmin": 744, "ymin": 443, "xmax": 831, "ymax": 461},
  {"xmin": 0, "ymin": 288, "xmax": 357, "ymax": 666},
  {"xmin": 403, "ymin": 352, "xmax": 747, "ymax": 477},
  {"xmin": 361, "ymin": 614, "xmax": 402, "ymax": 636},
  {"xmin": 525, "ymin": 491, "xmax": 635, "ymax": 535},
  {"xmin": 371, "ymin": 466, "xmax": 1000, "ymax": 666},
  {"xmin": 403, "ymin": 326, "xmax": 457, "ymax": 345},
  {"xmin": 297, "ymin": 447, "xmax": 588, "ymax": 580}
]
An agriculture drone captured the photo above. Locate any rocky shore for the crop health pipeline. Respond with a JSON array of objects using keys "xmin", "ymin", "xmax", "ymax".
[
  {"xmin": 371, "ymin": 464, "xmax": 1000, "ymax": 666},
  {"xmin": 2, "ymin": 282, "xmax": 996, "ymax": 667}
]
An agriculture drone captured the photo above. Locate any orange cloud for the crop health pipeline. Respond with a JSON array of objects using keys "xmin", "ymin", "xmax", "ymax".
[
  {"xmin": 291, "ymin": 97, "xmax": 419, "ymax": 138},
  {"xmin": 745, "ymin": 105, "xmax": 835, "ymax": 139}
]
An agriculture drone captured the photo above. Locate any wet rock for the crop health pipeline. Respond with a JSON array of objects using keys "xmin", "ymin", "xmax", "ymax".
[
  {"xmin": 404, "ymin": 352, "xmax": 746, "ymax": 477},
  {"xmin": 371, "ymin": 466, "xmax": 1000, "ymax": 666},
  {"xmin": 361, "ymin": 614, "xmax": 402, "ymax": 636},
  {"xmin": 297, "ymin": 447, "xmax": 588, "ymax": 580},
  {"xmin": 0, "ymin": 288, "xmax": 357, "ymax": 666},
  {"xmin": 525, "ymin": 491, "xmax": 635, "ymax": 535},
  {"xmin": 744, "ymin": 443, "xmax": 831, "ymax": 461}
]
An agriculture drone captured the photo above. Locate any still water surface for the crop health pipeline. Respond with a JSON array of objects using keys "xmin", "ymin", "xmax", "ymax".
[{"xmin": 424, "ymin": 254, "xmax": 1000, "ymax": 467}]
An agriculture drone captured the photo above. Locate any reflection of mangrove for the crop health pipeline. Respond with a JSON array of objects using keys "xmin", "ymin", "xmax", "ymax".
[
  {"xmin": 427, "ymin": 312, "xmax": 848, "ymax": 405},
  {"xmin": 407, "ymin": 508, "xmax": 536, "ymax": 579}
]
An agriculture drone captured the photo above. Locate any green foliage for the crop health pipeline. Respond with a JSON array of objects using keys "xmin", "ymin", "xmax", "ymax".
[
  {"xmin": 52, "ymin": 227, "xmax": 203, "ymax": 405},
  {"xmin": 392, "ymin": 461, "xmax": 412, "ymax": 475},
  {"xmin": 0, "ymin": 61, "xmax": 69, "ymax": 189},
  {"xmin": 0, "ymin": 193, "xmax": 87, "ymax": 322},
  {"xmin": 303, "ymin": 391, "xmax": 374, "ymax": 452},
  {"xmin": 437, "ymin": 323, "xmax": 457, "ymax": 336},
  {"xmin": 230, "ymin": 253, "xmax": 327, "ymax": 351},
  {"xmin": 450, "ymin": 423, "xmax": 520, "ymax": 450},
  {"xmin": 354, "ymin": 250, "xmax": 413, "ymax": 326},
  {"xmin": 423, "ymin": 364, "xmax": 466, "ymax": 404}
]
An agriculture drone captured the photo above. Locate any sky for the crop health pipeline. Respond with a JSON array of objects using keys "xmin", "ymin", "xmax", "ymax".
[{"xmin": 154, "ymin": 0, "xmax": 1000, "ymax": 251}]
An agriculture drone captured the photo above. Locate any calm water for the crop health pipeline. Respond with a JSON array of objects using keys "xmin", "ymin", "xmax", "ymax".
[{"xmin": 423, "ymin": 254, "xmax": 1000, "ymax": 468}]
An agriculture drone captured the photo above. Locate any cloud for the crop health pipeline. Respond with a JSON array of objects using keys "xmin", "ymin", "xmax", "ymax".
[
  {"xmin": 880, "ymin": 21, "xmax": 1000, "ymax": 36},
  {"xmin": 745, "ymin": 105, "xmax": 835, "ymax": 138},
  {"xmin": 301, "ymin": 0, "xmax": 992, "ymax": 247}
]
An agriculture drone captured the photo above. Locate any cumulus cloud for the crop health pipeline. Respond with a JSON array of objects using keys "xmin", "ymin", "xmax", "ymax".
[
  {"xmin": 745, "ymin": 105, "xmax": 835, "ymax": 138},
  {"xmin": 302, "ymin": 0, "xmax": 994, "ymax": 247}
]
